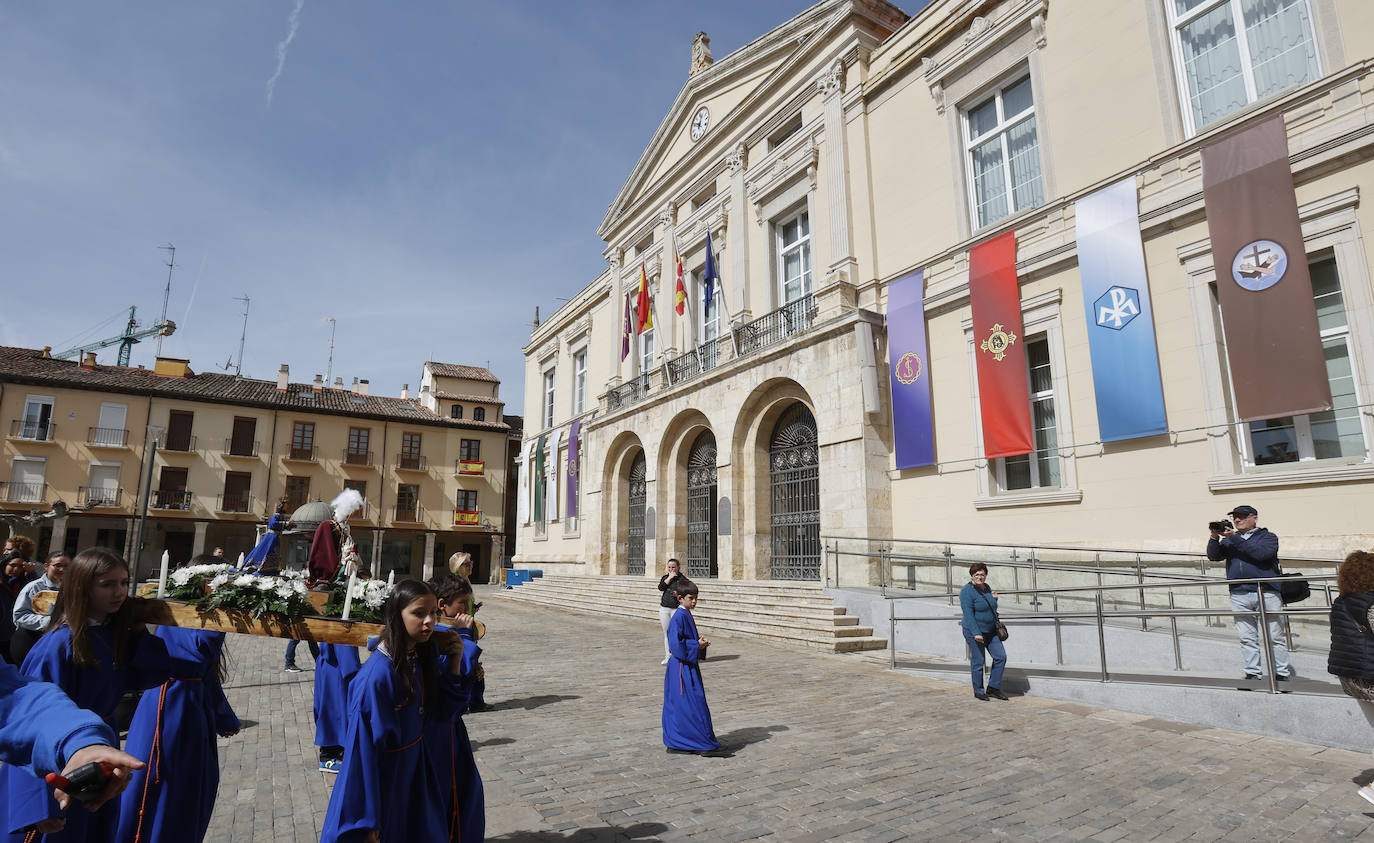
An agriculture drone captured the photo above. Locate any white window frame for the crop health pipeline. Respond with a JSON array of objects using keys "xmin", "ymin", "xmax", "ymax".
[
  {"xmin": 993, "ymin": 335, "xmax": 1061, "ymax": 491},
  {"xmin": 8, "ymin": 455, "xmax": 47, "ymax": 503},
  {"xmin": 542, "ymin": 369, "xmax": 556, "ymax": 430},
  {"xmin": 19, "ymin": 395, "xmax": 55, "ymax": 440},
  {"xmin": 571, "ymin": 348, "xmax": 588, "ymax": 415},
  {"xmin": 638, "ymin": 307, "xmax": 655, "ymax": 376},
  {"xmin": 1163, "ymin": 0, "xmax": 1322, "ymax": 137},
  {"xmin": 775, "ymin": 209, "xmax": 812, "ymax": 307},
  {"xmin": 961, "ymin": 71, "xmax": 1043, "ymax": 231},
  {"xmin": 695, "ymin": 268, "xmax": 721, "ymax": 345}
]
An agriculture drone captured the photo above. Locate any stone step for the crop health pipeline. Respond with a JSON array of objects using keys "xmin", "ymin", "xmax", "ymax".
[
  {"xmin": 513, "ymin": 576, "xmax": 837, "ymax": 609},
  {"xmin": 505, "ymin": 579, "xmax": 848, "ymax": 623}
]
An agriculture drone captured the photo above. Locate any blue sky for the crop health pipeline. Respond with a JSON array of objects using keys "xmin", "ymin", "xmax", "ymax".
[{"xmin": 0, "ymin": 1, "xmax": 868, "ymax": 415}]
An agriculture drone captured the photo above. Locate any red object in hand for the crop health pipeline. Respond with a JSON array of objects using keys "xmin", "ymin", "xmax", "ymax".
[{"xmin": 45, "ymin": 762, "xmax": 114, "ymax": 802}]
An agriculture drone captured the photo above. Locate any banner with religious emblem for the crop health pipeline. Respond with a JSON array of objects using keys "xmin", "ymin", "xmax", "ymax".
[
  {"xmin": 566, "ymin": 419, "xmax": 581, "ymax": 519},
  {"xmin": 1075, "ymin": 177, "xmax": 1168, "ymax": 441},
  {"xmin": 886, "ymin": 269, "xmax": 935, "ymax": 468},
  {"xmin": 969, "ymin": 231, "xmax": 1034, "ymax": 458},
  {"xmin": 532, "ymin": 432, "xmax": 546, "ymax": 523},
  {"xmin": 1201, "ymin": 115, "xmax": 1331, "ymax": 421},
  {"xmin": 548, "ymin": 427, "xmax": 563, "ymax": 521}
]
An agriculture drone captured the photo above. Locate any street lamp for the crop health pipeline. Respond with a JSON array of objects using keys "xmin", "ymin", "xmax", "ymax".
[{"xmin": 132, "ymin": 425, "xmax": 164, "ymax": 584}]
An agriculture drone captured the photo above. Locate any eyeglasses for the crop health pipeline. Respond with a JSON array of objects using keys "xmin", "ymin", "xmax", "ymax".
[{"xmin": 971, "ymin": 573, "xmax": 987, "ymax": 578}]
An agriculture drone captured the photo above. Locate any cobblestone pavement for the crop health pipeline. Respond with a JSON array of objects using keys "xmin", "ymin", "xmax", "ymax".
[{"xmin": 205, "ymin": 586, "xmax": 1374, "ymax": 841}]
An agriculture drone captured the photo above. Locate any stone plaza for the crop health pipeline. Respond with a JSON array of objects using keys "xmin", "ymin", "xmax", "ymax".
[{"xmin": 205, "ymin": 586, "xmax": 1374, "ymax": 841}]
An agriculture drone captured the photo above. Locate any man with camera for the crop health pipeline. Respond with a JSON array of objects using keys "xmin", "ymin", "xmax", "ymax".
[{"xmin": 1206, "ymin": 505, "xmax": 1291, "ymax": 685}]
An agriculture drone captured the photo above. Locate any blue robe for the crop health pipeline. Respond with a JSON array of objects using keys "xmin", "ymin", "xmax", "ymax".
[
  {"xmin": 320, "ymin": 648, "xmax": 465, "ymax": 843},
  {"xmin": 114, "ymin": 628, "xmax": 239, "ymax": 843},
  {"xmin": 425, "ymin": 626, "xmax": 484, "ymax": 843},
  {"xmin": 662, "ymin": 607, "xmax": 720, "ymax": 751},
  {"xmin": 243, "ymin": 513, "xmax": 287, "ymax": 570},
  {"xmin": 313, "ymin": 643, "xmax": 362, "ymax": 749},
  {"xmin": 3, "ymin": 624, "xmax": 170, "ymax": 843}
]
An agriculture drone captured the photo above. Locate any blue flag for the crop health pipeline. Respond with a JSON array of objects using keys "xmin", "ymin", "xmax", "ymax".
[
  {"xmin": 702, "ymin": 231, "xmax": 718, "ymax": 313},
  {"xmin": 887, "ymin": 270, "xmax": 935, "ymax": 468},
  {"xmin": 1075, "ymin": 178, "xmax": 1167, "ymax": 441}
]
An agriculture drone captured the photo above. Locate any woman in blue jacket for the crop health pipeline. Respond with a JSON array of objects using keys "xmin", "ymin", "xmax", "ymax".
[{"xmin": 959, "ymin": 563, "xmax": 1008, "ymax": 701}]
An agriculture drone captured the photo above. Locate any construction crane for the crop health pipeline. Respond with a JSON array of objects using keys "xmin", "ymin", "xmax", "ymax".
[{"xmin": 52, "ymin": 306, "xmax": 176, "ymax": 367}]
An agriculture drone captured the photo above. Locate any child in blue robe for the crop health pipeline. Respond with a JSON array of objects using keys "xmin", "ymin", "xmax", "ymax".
[
  {"xmin": 662, "ymin": 581, "xmax": 722, "ymax": 753},
  {"xmin": 114, "ymin": 627, "xmax": 239, "ymax": 843},
  {"xmin": 243, "ymin": 502, "xmax": 290, "ymax": 573},
  {"xmin": 2, "ymin": 547, "xmax": 170, "ymax": 843},
  {"xmin": 320, "ymin": 580, "xmax": 469, "ymax": 843},
  {"xmin": 428, "ymin": 574, "xmax": 485, "ymax": 842},
  {"xmin": 313, "ymin": 642, "xmax": 362, "ymax": 772}
]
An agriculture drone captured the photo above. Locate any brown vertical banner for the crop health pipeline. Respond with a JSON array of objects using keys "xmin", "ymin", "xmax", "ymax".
[{"xmin": 1201, "ymin": 115, "xmax": 1331, "ymax": 422}]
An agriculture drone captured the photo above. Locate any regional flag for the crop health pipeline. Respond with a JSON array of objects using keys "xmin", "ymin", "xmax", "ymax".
[
  {"xmin": 636, "ymin": 264, "xmax": 653, "ymax": 334},
  {"xmin": 969, "ymin": 231, "xmax": 1033, "ymax": 458},
  {"xmin": 673, "ymin": 247, "xmax": 686, "ymax": 315},
  {"xmin": 703, "ymin": 231, "xmax": 718, "ymax": 313},
  {"xmin": 887, "ymin": 269, "xmax": 935, "ymax": 468},
  {"xmin": 621, "ymin": 293, "xmax": 632, "ymax": 361}
]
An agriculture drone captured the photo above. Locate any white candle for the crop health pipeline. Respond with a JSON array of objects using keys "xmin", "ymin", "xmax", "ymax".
[
  {"xmin": 386, "ymin": 568, "xmax": 395, "ymax": 589},
  {"xmin": 157, "ymin": 550, "xmax": 171, "ymax": 598},
  {"xmin": 236, "ymin": 552, "xmax": 245, "ymax": 569},
  {"xmin": 341, "ymin": 570, "xmax": 358, "ymax": 621}
]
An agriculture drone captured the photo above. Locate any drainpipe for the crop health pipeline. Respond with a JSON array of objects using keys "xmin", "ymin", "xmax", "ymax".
[{"xmin": 854, "ymin": 321, "xmax": 881, "ymax": 416}]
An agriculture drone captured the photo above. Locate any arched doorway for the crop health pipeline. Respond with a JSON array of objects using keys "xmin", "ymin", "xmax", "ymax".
[
  {"xmin": 769, "ymin": 404, "xmax": 819, "ymax": 580},
  {"xmin": 686, "ymin": 430, "xmax": 718, "ymax": 579},
  {"xmin": 627, "ymin": 452, "xmax": 647, "ymax": 575}
]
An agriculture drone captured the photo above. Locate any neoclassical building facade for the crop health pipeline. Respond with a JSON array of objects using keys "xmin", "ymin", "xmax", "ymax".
[{"xmin": 517, "ymin": 0, "xmax": 1374, "ymax": 583}]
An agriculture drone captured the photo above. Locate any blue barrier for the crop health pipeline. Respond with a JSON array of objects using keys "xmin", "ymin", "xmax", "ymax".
[{"xmin": 505, "ymin": 570, "xmax": 532, "ymax": 587}]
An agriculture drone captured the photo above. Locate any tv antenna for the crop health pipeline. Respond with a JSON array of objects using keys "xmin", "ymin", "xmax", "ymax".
[
  {"xmin": 325, "ymin": 317, "xmax": 336, "ymax": 384},
  {"xmin": 221, "ymin": 295, "xmax": 250, "ymax": 376},
  {"xmin": 156, "ymin": 244, "xmax": 177, "ymax": 357}
]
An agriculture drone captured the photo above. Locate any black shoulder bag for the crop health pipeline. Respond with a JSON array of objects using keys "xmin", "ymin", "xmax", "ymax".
[
  {"xmin": 979, "ymin": 589, "xmax": 1009, "ymax": 642},
  {"xmin": 1275, "ymin": 561, "xmax": 1310, "ymax": 605}
]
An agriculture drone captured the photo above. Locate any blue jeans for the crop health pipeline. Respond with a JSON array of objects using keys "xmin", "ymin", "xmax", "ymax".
[
  {"xmin": 1230, "ymin": 589, "xmax": 1291, "ymax": 678},
  {"xmin": 963, "ymin": 629, "xmax": 1006, "ymax": 693},
  {"xmin": 285, "ymin": 638, "xmax": 319, "ymax": 667}
]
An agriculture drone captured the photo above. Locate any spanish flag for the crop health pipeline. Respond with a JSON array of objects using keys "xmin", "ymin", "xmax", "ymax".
[
  {"xmin": 673, "ymin": 246, "xmax": 686, "ymax": 315},
  {"xmin": 636, "ymin": 263, "xmax": 653, "ymax": 334}
]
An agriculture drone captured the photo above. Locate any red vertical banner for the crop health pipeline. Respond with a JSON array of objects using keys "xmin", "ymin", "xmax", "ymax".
[{"xmin": 969, "ymin": 231, "xmax": 1034, "ymax": 458}]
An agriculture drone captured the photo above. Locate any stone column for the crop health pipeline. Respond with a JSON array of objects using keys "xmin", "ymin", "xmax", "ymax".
[
  {"xmin": 192, "ymin": 520, "xmax": 208, "ymax": 556},
  {"xmin": 422, "ymin": 531, "xmax": 435, "ymax": 581},
  {"xmin": 607, "ymin": 250, "xmax": 624, "ymax": 386},
  {"xmin": 47, "ymin": 515, "xmax": 68, "ymax": 557},
  {"xmin": 659, "ymin": 204, "xmax": 681, "ymax": 355},
  {"xmin": 489, "ymin": 533, "xmax": 504, "ymax": 583},
  {"xmin": 818, "ymin": 59, "xmax": 856, "ymax": 284},
  {"xmin": 726, "ymin": 143, "xmax": 750, "ymax": 323}
]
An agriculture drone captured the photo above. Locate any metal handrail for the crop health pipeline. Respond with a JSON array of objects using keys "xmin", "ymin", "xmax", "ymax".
[{"xmin": 821, "ymin": 533, "xmax": 1345, "ymax": 564}]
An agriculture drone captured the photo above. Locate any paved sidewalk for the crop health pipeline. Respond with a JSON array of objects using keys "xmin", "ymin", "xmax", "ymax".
[{"xmin": 206, "ymin": 586, "xmax": 1374, "ymax": 841}]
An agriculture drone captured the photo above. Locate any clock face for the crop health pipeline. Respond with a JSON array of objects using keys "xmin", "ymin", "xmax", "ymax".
[{"xmin": 690, "ymin": 106, "xmax": 710, "ymax": 142}]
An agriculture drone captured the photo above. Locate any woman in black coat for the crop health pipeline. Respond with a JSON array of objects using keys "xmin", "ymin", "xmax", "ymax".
[{"xmin": 1328, "ymin": 550, "xmax": 1374, "ymax": 806}]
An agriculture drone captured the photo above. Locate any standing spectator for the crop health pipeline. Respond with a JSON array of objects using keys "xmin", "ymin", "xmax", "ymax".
[
  {"xmin": 959, "ymin": 563, "xmax": 1008, "ymax": 701},
  {"xmin": 11, "ymin": 552, "xmax": 69, "ymax": 665},
  {"xmin": 4, "ymin": 536, "xmax": 37, "ymax": 581},
  {"xmin": 1, "ymin": 554, "xmax": 34, "ymax": 664},
  {"xmin": 211, "ymin": 547, "xmax": 224, "ymax": 559},
  {"xmin": 657, "ymin": 559, "xmax": 690, "ymax": 666},
  {"xmin": 1207, "ymin": 504, "xmax": 1292, "ymax": 684},
  {"xmin": 1327, "ymin": 550, "xmax": 1374, "ymax": 805}
]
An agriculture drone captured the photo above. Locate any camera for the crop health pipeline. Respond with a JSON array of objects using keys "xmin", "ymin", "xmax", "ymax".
[{"xmin": 1208, "ymin": 519, "xmax": 1233, "ymax": 534}]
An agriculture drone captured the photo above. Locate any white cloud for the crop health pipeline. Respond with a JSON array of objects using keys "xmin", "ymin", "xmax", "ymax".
[{"xmin": 265, "ymin": 0, "xmax": 306, "ymax": 108}]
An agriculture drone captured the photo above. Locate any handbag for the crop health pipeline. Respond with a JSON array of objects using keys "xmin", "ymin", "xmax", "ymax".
[
  {"xmin": 1277, "ymin": 571, "xmax": 1310, "ymax": 605},
  {"xmin": 978, "ymin": 589, "xmax": 1009, "ymax": 642}
]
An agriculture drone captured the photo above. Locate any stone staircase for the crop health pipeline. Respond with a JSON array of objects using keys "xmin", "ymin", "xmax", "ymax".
[{"xmin": 497, "ymin": 574, "xmax": 888, "ymax": 653}]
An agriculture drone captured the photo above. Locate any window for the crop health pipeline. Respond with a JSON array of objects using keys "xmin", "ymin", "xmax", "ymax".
[
  {"xmin": 222, "ymin": 472, "xmax": 252, "ymax": 512},
  {"xmin": 963, "ymin": 74, "xmax": 1044, "ymax": 229},
  {"xmin": 290, "ymin": 422, "xmax": 315, "ymax": 460},
  {"xmin": 165, "ymin": 410, "xmax": 194, "ymax": 451},
  {"xmin": 777, "ymin": 211, "xmax": 812, "ymax": 305},
  {"xmin": 93, "ymin": 402, "xmax": 127, "ymax": 446},
  {"xmin": 19, "ymin": 396, "xmax": 54, "ymax": 441},
  {"xmin": 1166, "ymin": 0, "xmax": 1320, "ymax": 134},
  {"xmin": 399, "ymin": 432, "xmax": 423, "ymax": 470},
  {"xmin": 460, "ymin": 439, "xmax": 481, "ymax": 461},
  {"xmin": 346, "ymin": 427, "xmax": 370, "ymax": 465},
  {"xmin": 396, "ymin": 484, "xmax": 420, "ymax": 521},
  {"xmin": 344, "ymin": 480, "xmax": 368, "ymax": 517},
  {"xmin": 543, "ymin": 370, "xmax": 556, "ymax": 429},
  {"xmin": 229, "ymin": 417, "xmax": 257, "ymax": 456},
  {"xmin": 995, "ymin": 336, "xmax": 1061, "ymax": 490},
  {"xmin": 1243, "ymin": 253, "xmax": 1366, "ymax": 464},
  {"xmin": 87, "ymin": 463, "xmax": 120, "ymax": 505},
  {"xmin": 456, "ymin": 490, "xmax": 478, "ymax": 512},
  {"xmin": 450, "ymin": 404, "xmax": 463, "ymax": 419},
  {"xmin": 474, "ymin": 407, "xmax": 486, "ymax": 422},
  {"xmin": 572, "ymin": 349, "xmax": 588, "ymax": 415},
  {"xmin": 768, "ymin": 113, "xmax": 803, "ymax": 151},
  {"xmin": 697, "ymin": 269, "xmax": 721, "ymax": 343},
  {"xmin": 638, "ymin": 308, "xmax": 656, "ymax": 376},
  {"xmin": 155, "ymin": 467, "xmax": 189, "ymax": 510},
  {"xmin": 7, "ymin": 457, "xmax": 46, "ymax": 503},
  {"xmin": 285, "ymin": 476, "xmax": 311, "ymax": 510}
]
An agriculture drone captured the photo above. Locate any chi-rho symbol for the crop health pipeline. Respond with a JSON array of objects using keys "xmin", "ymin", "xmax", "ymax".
[{"xmin": 1094, "ymin": 286, "xmax": 1141, "ymax": 331}]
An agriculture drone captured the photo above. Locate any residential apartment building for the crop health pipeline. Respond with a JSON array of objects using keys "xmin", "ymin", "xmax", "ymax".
[
  {"xmin": 0, "ymin": 350, "xmax": 511, "ymax": 581},
  {"xmin": 517, "ymin": 0, "xmax": 1374, "ymax": 584}
]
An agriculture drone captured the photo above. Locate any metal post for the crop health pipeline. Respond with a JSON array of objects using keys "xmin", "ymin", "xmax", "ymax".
[
  {"xmin": 1096, "ymin": 591, "xmax": 1110, "ymax": 682},
  {"xmin": 879, "ymin": 544, "xmax": 888, "ymax": 598},
  {"xmin": 824, "ymin": 540, "xmax": 832, "ymax": 588},
  {"xmin": 1029, "ymin": 548, "xmax": 1041, "ymax": 609},
  {"xmin": 131, "ymin": 434, "xmax": 160, "ymax": 585},
  {"xmin": 1200, "ymin": 558, "xmax": 1214, "ymax": 627},
  {"xmin": 1168, "ymin": 591, "xmax": 1182, "ymax": 671},
  {"xmin": 1053, "ymin": 592, "xmax": 1063, "ymax": 665},
  {"xmin": 1257, "ymin": 589, "xmax": 1278, "ymax": 694},
  {"xmin": 943, "ymin": 545, "xmax": 954, "ymax": 606},
  {"xmin": 889, "ymin": 597, "xmax": 896, "ymax": 671},
  {"xmin": 1136, "ymin": 554, "xmax": 1147, "ymax": 631}
]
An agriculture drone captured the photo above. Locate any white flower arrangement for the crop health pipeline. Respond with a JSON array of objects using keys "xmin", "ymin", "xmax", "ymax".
[
  {"xmin": 169, "ymin": 563, "xmax": 232, "ymax": 588},
  {"xmin": 186, "ymin": 568, "xmax": 316, "ymax": 620}
]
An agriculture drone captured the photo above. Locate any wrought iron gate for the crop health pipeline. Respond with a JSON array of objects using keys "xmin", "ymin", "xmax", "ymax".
[
  {"xmin": 627, "ymin": 452, "xmax": 647, "ymax": 576},
  {"xmin": 769, "ymin": 404, "xmax": 820, "ymax": 580},
  {"xmin": 686, "ymin": 430, "xmax": 718, "ymax": 579}
]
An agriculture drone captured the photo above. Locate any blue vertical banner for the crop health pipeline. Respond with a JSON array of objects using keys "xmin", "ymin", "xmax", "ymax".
[
  {"xmin": 886, "ymin": 269, "xmax": 935, "ymax": 468},
  {"xmin": 1075, "ymin": 177, "xmax": 1167, "ymax": 441}
]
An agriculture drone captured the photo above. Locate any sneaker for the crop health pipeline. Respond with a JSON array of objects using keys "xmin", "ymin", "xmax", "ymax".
[
  {"xmin": 319, "ymin": 758, "xmax": 341, "ymax": 774},
  {"xmin": 974, "ymin": 692, "xmax": 989, "ymax": 701},
  {"xmin": 987, "ymin": 688, "xmax": 1010, "ymax": 701},
  {"xmin": 284, "ymin": 665, "xmax": 303, "ymax": 674},
  {"xmin": 1358, "ymin": 784, "xmax": 1374, "ymax": 806}
]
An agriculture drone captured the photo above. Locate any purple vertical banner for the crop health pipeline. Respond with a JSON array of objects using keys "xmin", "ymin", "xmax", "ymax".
[
  {"xmin": 887, "ymin": 269, "xmax": 935, "ymax": 468},
  {"xmin": 566, "ymin": 419, "xmax": 581, "ymax": 518}
]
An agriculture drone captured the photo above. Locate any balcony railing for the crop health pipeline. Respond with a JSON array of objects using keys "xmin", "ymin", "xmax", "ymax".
[
  {"xmin": 1, "ymin": 482, "xmax": 46, "ymax": 503},
  {"xmin": 10, "ymin": 420, "xmax": 56, "ymax": 442},
  {"xmin": 455, "ymin": 459, "xmax": 485, "ymax": 476},
  {"xmin": 343, "ymin": 449, "xmax": 374, "ymax": 467},
  {"xmin": 607, "ymin": 373, "xmax": 650, "ymax": 412},
  {"xmin": 87, "ymin": 427, "xmax": 129, "ymax": 447},
  {"xmin": 664, "ymin": 336, "xmax": 725, "ymax": 387},
  {"xmin": 285, "ymin": 445, "xmax": 317, "ymax": 462},
  {"xmin": 151, "ymin": 489, "xmax": 193, "ymax": 510},
  {"xmin": 77, "ymin": 486, "xmax": 123, "ymax": 507},
  {"xmin": 453, "ymin": 509, "xmax": 481, "ymax": 527},
  {"xmin": 347, "ymin": 501, "xmax": 373, "ymax": 521},
  {"xmin": 159, "ymin": 435, "xmax": 197, "ymax": 453},
  {"xmin": 392, "ymin": 504, "xmax": 425, "ymax": 524},
  {"xmin": 216, "ymin": 492, "xmax": 253, "ymax": 513},
  {"xmin": 224, "ymin": 439, "xmax": 260, "ymax": 458},
  {"xmin": 734, "ymin": 294, "xmax": 817, "ymax": 358},
  {"xmin": 395, "ymin": 454, "xmax": 427, "ymax": 471}
]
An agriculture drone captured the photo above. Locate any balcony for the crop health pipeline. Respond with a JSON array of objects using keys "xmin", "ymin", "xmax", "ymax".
[
  {"xmin": 223, "ymin": 439, "xmax": 261, "ymax": 459},
  {"xmin": 734, "ymin": 294, "xmax": 817, "ymax": 358},
  {"xmin": 664, "ymin": 337, "xmax": 725, "ymax": 387},
  {"xmin": 343, "ymin": 449, "xmax": 375, "ymax": 468},
  {"xmin": 284, "ymin": 445, "xmax": 317, "ymax": 463},
  {"xmin": 453, "ymin": 509, "xmax": 481, "ymax": 527},
  {"xmin": 607, "ymin": 373, "xmax": 650, "ymax": 412},
  {"xmin": 1, "ymin": 482, "xmax": 46, "ymax": 504},
  {"xmin": 77, "ymin": 486, "xmax": 123, "ymax": 508},
  {"xmin": 347, "ymin": 501, "xmax": 374, "ymax": 522},
  {"xmin": 392, "ymin": 503, "xmax": 425, "ymax": 524},
  {"xmin": 159, "ymin": 435, "xmax": 197, "ymax": 453},
  {"xmin": 151, "ymin": 489, "xmax": 193, "ymax": 511},
  {"xmin": 455, "ymin": 459, "xmax": 485, "ymax": 476},
  {"xmin": 87, "ymin": 427, "xmax": 129, "ymax": 448},
  {"xmin": 395, "ymin": 454, "xmax": 427, "ymax": 472},
  {"xmin": 9, "ymin": 420, "xmax": 56, "ymax": 442},
  {"xmin": 216, "ymin": 492, "xmax": 254, "ymax": 514}
]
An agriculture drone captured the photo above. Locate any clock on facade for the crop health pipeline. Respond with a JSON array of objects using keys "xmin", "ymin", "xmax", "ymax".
[{"xmin": 690, "ymin": 106, "xmax": 710, "ymax": 141}]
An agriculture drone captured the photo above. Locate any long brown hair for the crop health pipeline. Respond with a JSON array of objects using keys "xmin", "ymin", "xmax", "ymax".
[
  {"xmin": 50, "ymin": 547, "xmax": 138, "ymax": 668},
  {"xmin": 379, "ymin": 579, "xmax": 439, "ymax": 711}
]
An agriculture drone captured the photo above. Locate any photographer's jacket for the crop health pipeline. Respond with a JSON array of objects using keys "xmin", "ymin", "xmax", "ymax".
[{"xmin": 1207, "ymin": 528, "xmax": 1280, "ymax": 593}]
